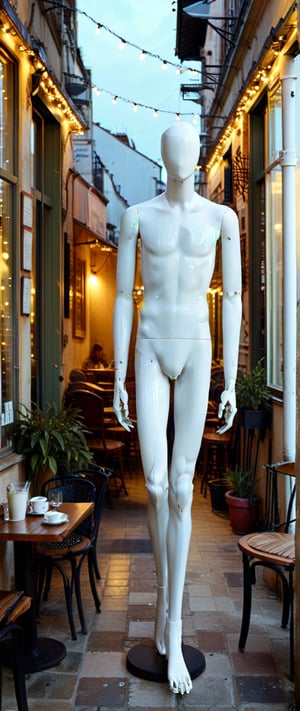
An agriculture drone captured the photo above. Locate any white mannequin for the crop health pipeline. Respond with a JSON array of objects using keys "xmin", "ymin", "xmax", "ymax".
[{"xmin": 113, "ymin": 122, "xmax": 242, "ymax": 695}]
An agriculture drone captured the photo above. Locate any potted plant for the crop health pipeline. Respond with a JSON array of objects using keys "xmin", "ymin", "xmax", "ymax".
[
  {"xmin": 224, "ymin": 465, "xmax": 257, "ymax": 534},
  {"xmin": 235, "ymin": 358, "xmax": 272, "ymax": 430},
  {"xmin": 14, "ymin": 402, "xmax": 94, "ymax": 493}
]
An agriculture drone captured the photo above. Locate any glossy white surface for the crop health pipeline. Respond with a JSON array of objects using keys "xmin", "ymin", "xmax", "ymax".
[{"xmin": 113, "ymin": 122, "xmax": 242, "ymax": 694}]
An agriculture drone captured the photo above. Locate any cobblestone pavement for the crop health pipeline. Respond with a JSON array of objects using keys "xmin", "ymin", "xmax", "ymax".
[{"xmin": 2, "ymin": 466, "xmax": 295, "ymax": 710}]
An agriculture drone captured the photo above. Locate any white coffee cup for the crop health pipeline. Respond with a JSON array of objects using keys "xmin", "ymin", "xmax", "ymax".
[
  {"xmin": 44, "ymin": 510, "xmax": 65, "ymax": 524},
  {"xmin": 30, "ymin": 496, "xmax": 49, "ymax": 515}
]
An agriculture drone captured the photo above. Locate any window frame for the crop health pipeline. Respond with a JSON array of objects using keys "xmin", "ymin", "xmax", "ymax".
[
  {"xmin": 0, "ymin": 46, "xmax": 18, "ymax": 455},
  {"xmin": 265, "ymin": 83, "xmax": 283, "ymax": 392}
]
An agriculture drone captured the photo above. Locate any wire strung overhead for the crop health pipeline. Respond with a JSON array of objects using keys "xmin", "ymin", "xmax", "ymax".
[
  {"xmin": 44, "ymin": 1, "xmax": 202, "ymax": 120},
  {"xmin": 90, "ymin": 81, "xmax": 199, "ymax": 121},
  {"xmin": 44, "ymin": 1, "xmax": 201, "ymax": 76}
]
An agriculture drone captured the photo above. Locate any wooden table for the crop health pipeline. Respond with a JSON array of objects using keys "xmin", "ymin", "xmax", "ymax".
[{"xmin": 0, "ymin": 501, "xmax": 93, "ymax": 673}]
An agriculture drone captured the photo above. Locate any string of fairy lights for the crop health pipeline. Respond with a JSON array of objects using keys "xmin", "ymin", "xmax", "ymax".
[{"xmin": 46, "ymin": 0, "xmax": 203, "ymax": 121}]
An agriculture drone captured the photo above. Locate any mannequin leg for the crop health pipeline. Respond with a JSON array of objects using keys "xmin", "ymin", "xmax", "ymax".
[
  {"xmin": 135, "ymin": 351, "xmax": 171, "ymax": 654},
  {"xmin": 167, "ymin": 340, "xmax": 211, "ymax": 694}
]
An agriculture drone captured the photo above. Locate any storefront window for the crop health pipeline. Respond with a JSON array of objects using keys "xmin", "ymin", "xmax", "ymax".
[
  {"xmin": 0, "ymin": 50, "xmax": 16, "ymax": 450},
  {"xmin": 266, "ymin": 85, "xmax": 282, "ymax": 389},
  {"xmin": 0, "ymin": 50, "xmax": 14, "ymax": 172}
]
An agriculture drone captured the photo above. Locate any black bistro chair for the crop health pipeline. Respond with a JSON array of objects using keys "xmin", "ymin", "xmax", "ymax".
[
  {"xmin": 36, "ymin": 472, "xmax": 109, "ymax": 640},
  {"xmin": 0, "ymin": 591, "xmax": 32, "ymax": 711}
]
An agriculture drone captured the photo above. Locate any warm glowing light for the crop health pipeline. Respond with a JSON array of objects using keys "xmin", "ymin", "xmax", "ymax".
[
  {"xmin": 118, "ymin": 39, "xmax": 126, "ymax": 51},
  {"xmin": 139, "ymin": 51, "xmax": 146, "ymax": 61},
  {"xmin": 89, "ymin": 274, "xmax": 98, "ymax": 286},
  {"xmin": 112, "ymin": 96, "xmax": 118, "ymax": 105},
  {"xmin": 94, "ymin": 23, "xmax": 102, "ymax": 35},
  {"xmin": 153, "ymin": 109, "xmax": 158, "ymax": 118},
  {"xmin": 132, "ymin": 103, "xmax": 138, "ymax": 112},
  {"xmin": 162, "ymin": 60, "xmax": 168, "ymax": 70}
]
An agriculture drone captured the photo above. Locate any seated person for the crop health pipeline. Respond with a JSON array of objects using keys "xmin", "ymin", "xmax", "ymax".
[{"xmin": 82, "ymin": 344, "xmax": 107, "ymax": 370}]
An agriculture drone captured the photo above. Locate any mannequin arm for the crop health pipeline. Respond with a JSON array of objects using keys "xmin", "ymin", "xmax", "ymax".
[
  {"xmin": 113, "ymin": 206, "xmax": 139, "ymax": 430},
  {"xmin": 217, "ymin": 207, "xmax": 242, "ymax": 434}
]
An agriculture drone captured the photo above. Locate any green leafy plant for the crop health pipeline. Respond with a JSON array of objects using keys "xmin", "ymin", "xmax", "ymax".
[
  {"xmin": 224, "ymin": 465, "xmax": 257, "ymax": 500},
  {"xmin": 14, "ymin": 402, "xmax": 94, "ymax": 481},
  {"xmin": 235, "ymin": 359, "xmax": 271, "ymax": 411}
]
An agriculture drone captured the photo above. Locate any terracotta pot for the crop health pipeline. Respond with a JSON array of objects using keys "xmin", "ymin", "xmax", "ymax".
[{"xmin": 225, "ymin": 490, "xmax": 257, "ymax": 535}]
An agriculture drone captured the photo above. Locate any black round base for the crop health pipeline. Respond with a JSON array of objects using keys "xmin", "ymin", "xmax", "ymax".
[
  {"xmin": 0, "ymin": 637, "xmax": 66, "ymax": 673},
  {"xmin": 126, "ymin": 642, "xmax": 205, "ymax": 683}
]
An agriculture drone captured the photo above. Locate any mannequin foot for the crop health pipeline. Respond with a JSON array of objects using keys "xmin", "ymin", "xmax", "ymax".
[
  {"xmin": 166, "ymin": 619, "xmax": 192, "ymax": 695},
  {"xmin": 155, "ymin": 586, "xmax": 168, "ymax": 655}
]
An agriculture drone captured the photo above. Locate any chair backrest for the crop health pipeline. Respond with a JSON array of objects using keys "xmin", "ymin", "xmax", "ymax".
[
  {"xmin": 64, "ymin": 380, "xmax": 113, "ymax": 407},
  {"xmin": 263, "ymin": 461, "xmax": 296, "ymax": 532},
  {"xmin": 41, "ymin": 474, "xmax": 96, "ymax": 538},
  {"xmin": 71, "ymin": 466, "xmax": 110, "ymax": 546},
  {"xmin": 64, "ymin": 388, "xmax": 106, "ymax": 441}
]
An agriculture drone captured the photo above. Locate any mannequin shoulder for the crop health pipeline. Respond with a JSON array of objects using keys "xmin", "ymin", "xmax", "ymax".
[
  {"xmin": 220, "ymin": 205, "xmax": 239, "ymax": 234},
  {"xmin": 121, "ymin": 196, "xmax": 163, "ymax": 229}
]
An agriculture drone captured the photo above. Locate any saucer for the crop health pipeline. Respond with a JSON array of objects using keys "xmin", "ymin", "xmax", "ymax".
[{"xmin": 43, "ymin": 513, "xmax": 68, "ymax": 525}]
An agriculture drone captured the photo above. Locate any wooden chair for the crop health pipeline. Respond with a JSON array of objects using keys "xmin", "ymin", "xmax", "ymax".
[
  {"xmin": 200, "ymin": 425, "xmax": 235, "ymax": 498},
  {"xmin": 238, "ymin": 462, "xmax": 296, "ymax": 678},
  {"xmin": 64, "ymin": 388, "xmax": 128, "ymax": 497},
  {"xmin": 36, "ymin": 475, "xmax": 101, "ymax": 640},
  {"xmin": 0, "ymin": 590, "xmax": 31, "ymax": 711}
]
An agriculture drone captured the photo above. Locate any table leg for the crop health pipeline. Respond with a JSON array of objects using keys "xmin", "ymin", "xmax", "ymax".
[{"xmin": 0, "ymin": 541, "xmax": 66, "ymax": 673}]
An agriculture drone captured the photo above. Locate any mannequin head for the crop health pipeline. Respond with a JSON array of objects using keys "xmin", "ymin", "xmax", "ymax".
[{"xmin": 161, "ymin": 122, "xmax": 200, "ymax": 182}]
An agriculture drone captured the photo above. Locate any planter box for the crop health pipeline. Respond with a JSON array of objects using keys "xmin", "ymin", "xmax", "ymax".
[{"xmin": 208, "ymin": 479, "xmax": 228, "ymax": 512}]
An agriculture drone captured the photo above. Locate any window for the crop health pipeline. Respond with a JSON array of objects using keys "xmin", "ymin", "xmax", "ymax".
[
  {"xmin": 0, "ymin": 49, "xmax": 16, "ymax": 450},
  {"xmin": 266, "ymin": 85, "xmax": 283, "ymax": 390}
]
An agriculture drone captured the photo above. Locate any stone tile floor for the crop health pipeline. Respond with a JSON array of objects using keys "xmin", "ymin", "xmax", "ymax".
[{"xmin": 2, "ymin": 467, "xmax": 295, "ymax": 710}]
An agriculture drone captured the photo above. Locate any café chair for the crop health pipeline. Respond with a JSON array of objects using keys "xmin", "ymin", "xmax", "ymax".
[
  {"xmin": 64, "ymin": 388, "xmax": 128, "ymax": 497},
  {"xmin": 65, "ymin": 372, "xmax": 113, "ymax": 407},
  {"xmin": 200, "ymin": 426, "xmax": 234, "ymax": 498},
  {"xmin": 36, "ymin": 473, "xmax": 108, "ymax": 640},
  {"xmin": 70, "ymin": 466, "xmax": 111, "ymax": 580},
  {"xmin": 0, "ymin": 590, "xmax": 32, "ymax": 711},
  {"xmin": 238, "ymin": 470, "xmax": 296, "ymax": 678}
]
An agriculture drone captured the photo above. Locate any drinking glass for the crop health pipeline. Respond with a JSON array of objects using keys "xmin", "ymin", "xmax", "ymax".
[{"xmin": 48, "ymin": 490, "xmax": 63, "ymax": 508}]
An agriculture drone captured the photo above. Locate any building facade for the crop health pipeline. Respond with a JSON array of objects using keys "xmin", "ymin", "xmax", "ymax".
[
  {"xmin": 177, "ymin": 0, "xmax": 300, "ymax": 470},
  {"xmin": 0, "ymin": 0, "xmax": 163, "ymax": 565}
]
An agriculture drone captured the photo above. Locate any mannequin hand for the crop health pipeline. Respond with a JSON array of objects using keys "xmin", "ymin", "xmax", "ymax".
[
  {"xmin": 216, "ymin": 389, "xmax": 237, "ymax": 435},
  {"xmin": 113, "ymin": 381, "xmax": 134, "ymax": 432}
]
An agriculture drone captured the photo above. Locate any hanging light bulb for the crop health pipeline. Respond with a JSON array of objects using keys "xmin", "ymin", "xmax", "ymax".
[
  {"xmin": 153, "ymin": 109, "xmax": 158, "ymax": 118},
  {"xmin": 132, "ymin": 103, "xmax": 138, "ymax": 112},
  {"xmin": 94, "ymin": 23, "xmax": 102, "ymax": 35},
  {"xmin": 139, "ymin": 50, "xmax": 146, "ymax": 61},
  {"xmin": 176, "ymin": 113, "xmax": 180, "ymax": 120},
  {"xmin": 162, "ymin": 60, "xmax": 168, "ymax": 70},
  {"xmin": 112, "ymin": 96, "xmax": 118, "ymax": 105},
  {"xmin": 118, "ymin": 39, "xmax": 126, "ymax": 50}
]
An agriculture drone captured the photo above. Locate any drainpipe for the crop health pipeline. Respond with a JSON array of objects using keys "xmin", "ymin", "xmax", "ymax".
[{"xmin": 279, "ymin": 54, "xmax": 297, "ymax": 464}]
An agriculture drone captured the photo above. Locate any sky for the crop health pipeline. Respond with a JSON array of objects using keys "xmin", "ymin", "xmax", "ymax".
[{"xmin": 76, "ymin": 0, "xmax": 201, "ymax": 169}]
